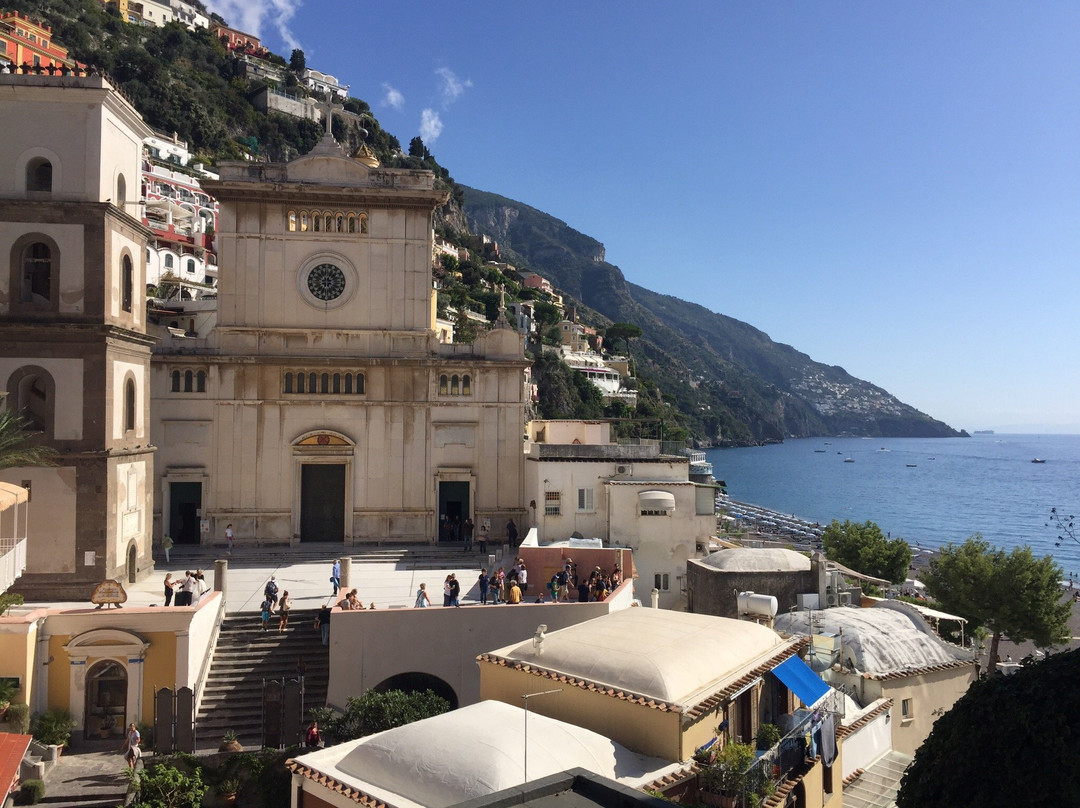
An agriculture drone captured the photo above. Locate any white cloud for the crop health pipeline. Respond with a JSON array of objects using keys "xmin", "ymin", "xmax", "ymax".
[
  {"xmin": 435, "ymin": 67, "xmax": 472, "ymax": 108},
  {"xmin": 419, "ymin": 109, "xmax": 443, "ymax": 144},
  {"xmin": 382, "ymin": 84, "xmax": 404, "ymax": 111},
  {"xmin": 204, "ymin": 0, "xmax": 303, "ymax": 52}
]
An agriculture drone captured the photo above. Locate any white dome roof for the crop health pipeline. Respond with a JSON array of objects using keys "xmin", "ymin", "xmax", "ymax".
[
  {"xmin": 492, "ymin": 608, "xmax": 784, "ymax": 705},
  {"xmin": 294, "ymin": 701, "xmax": 668, "ymax": 808},
  {"xmin": 701, "ymin": 548, "xmax": 811, "ymax": 572}
]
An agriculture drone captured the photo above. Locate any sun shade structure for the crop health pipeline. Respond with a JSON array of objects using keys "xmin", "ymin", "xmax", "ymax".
[
  {"xmin": 637, "ymin": 490, "xmax": 676, "ymax": 510},
  {"xmin": 287, "ymin": 701, "xmax": 673, "ymax": 808},
  {"xmin": 700, "ymin": 548, "xmax": 811, "ymax": 572},
  {"xmin": 770, "ymin": 655, "xmax": 829, "ymax": 708}
]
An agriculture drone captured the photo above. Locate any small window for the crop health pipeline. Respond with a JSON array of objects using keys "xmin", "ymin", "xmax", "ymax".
[
  {"xmin": 287, "ymin": 211, "xmax": 297, "ymax": 231},
  {"xmin": 336, "ymin": 214, "xmax": 344, "ymax": 232},
  {"xmin": 332, "ymin": 374, "xmax": 341, "ymax": 394},
  {"xmin": 320, "ymin": 373, "xmax": 329, "ymax": 394},
  {"xmin": 360, "ymin": 213, "xmax": 368, "ymax": 234},
  {"xmin": 313, "ymin": 213, "xmax": 321, "ymax": 232},
  {"xmin": 544, "ymin": 491, "xmax": 561, "ymax": 516},
  {"xmin": 439, "ymin": 374, "xmax": 448, "ymax": 395},
  {"xmin": 183, "ymin": 370, "xmax": 193, "ymax": 393},
  {"xmin": 901, "ymin": 698, "xmax": 913, "ymax": 719},
  {"xmin": 26, "ymin": 158, "xmax": 52, "ymax": 192},
  {"xmin": 577, "ymin": 487, "xmax": 594, "ymax": 512},
  {"xmin": 124, "ymin": 378, "xmax": 136, "ymax": 432},
  {"xmin": 121, "ymin": 255, "xmax": 133, "ymax": 312},
  {"xmin": 21, "ymin": 242, "xmax": 52, "ymax": 303},
  {"xmin": 462, "ymin": 374, "xmax": 471, "ymax": 395},
  {"xmin": 296, "ymin": 373, "xmax": 306, "ymax": 393},
  {"xmin": 171, "ymin": 370, "xmax": 181, "ymax": 392},
  {"xmin": 654, "ymin": 573, "xmax": 670, "ymax": 591},
  {"xmin": 451, "ymin": 374, "xmax": 460, "ymax": 395},
  {"xmin": 284, "ymin": 372, "xmax": 293, "ymax": 394},
  {"xmin": 196, "ymin": 370, "xmax": 206, "ymax": 392},
  {"xmin": 186, "ymin": 259, "xmax": 196, "ymax": 274},
  {"xmin": 347, "ymin": 214, "xmax": 356, "ymax": 233},
  {"xmin": 354, "ymin": 373, "xmax": 365, "ymax": 394},
  {"xmin": 308, "ymin": 373, "xmax": 317, "ymax": 392},
  {"xmin": 344, "ymin": 374, "xmax": 352, "ymax": 394},
  {"xmin": 164, "ymin": 254, "xmax": 174, "ymax": 269},
  {"xmin": 300, "ymin": 212, "xmax": 309, "ymax": 232},
  {"xmin": 324, "ymin": 214, "xmax": 333, "ymax": 232}
]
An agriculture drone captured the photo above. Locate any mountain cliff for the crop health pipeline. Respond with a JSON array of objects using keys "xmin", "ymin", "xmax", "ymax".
[{"xmin": 464, "ymin": 188, "xmax": 965, "ymax": 445}]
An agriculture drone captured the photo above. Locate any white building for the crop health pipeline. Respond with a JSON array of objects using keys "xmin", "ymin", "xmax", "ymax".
[
  {"xmin": 302, "ymin": 67, "xmax": 349, "ymax": 100},
  {"xmin": 524, "ymin": 420, "xmax": 717, "ymax": 609}
]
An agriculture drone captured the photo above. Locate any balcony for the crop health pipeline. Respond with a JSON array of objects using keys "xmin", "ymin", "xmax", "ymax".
[{"xmin": 0, "ymin": 483, "xmax": 28, "ymax": 594}]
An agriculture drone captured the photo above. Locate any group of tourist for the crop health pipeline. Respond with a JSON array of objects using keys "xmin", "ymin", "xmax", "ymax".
[
  {"xmin": 259, "ymin": 576, "xmax": 292, "ymax": 632},
  {"xmin": 437, "ymin": 517, "xmax": 519, "ymax": 551},
  {"xmin": 415, "ymin": 557, "xmax": 622, "ymax": 608},
  {"xmin": 162, "ymin": 569, "xmax": 209, "ymax": 607}
]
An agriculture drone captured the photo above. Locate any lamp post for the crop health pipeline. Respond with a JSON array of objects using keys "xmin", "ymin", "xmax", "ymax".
[{"xmin": 521, "ymin": 688, "xmax": 561, "ymax": 784}]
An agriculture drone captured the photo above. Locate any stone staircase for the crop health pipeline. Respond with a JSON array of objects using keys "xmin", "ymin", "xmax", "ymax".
[{"xmin": 195, "ymin": 608, "xmax": 329, "ymax": 750}]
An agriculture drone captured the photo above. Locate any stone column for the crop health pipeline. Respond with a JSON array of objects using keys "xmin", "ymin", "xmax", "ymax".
[
  {"xmin": 214, "ymin": 559, "xmax": 227, "ymax": 603},
  {"xmin": 340, "ymin": 557, "xmax": 352, "ymax": 591}
]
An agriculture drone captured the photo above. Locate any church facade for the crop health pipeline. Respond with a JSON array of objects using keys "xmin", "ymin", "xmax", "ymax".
[
  {"xmin": 151, "ymin": 130, "xmax": 529, "ymax": 546},
  {"xmin": 0, "ymin": 71, "xmax": 156, "ymax": 598}
]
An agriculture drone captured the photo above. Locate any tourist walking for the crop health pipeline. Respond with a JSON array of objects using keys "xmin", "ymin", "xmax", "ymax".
[
  {"xmin": 449, "ymin": 573, "xmax": 461, "ymax": 607},
  {"xmin": 331, "ymin": 559, "xmax": 341, "ymax": 596},
  {"xmin": 260, "ymin": 596, "xmax": 272, "ymax": 631},
  {"xmin": 122, "ymin": 723, "xmax": 141, "ymax": 769},
  {"xmin": 478, "ymin": 523, "xmax": 489, "ymax": 554},
  {"xmin": 264, "ymin": 576, "xmax": 279, "ymax": 612},
  {"xmin": 443, "ymin": 575, "xmax": 453, "ymax": 607},
  {"xmin": 225, "ymin": 523, "xmax": 234, "ymax": 555},
  {"xmin": 177, "ymin": 570, "xmax": 197, "ymax": 606},
  {"xmin": 316, "ymin": 599, "xmax": 333, "ymax": 646},
  {"xmin": 162, "ymin": 534, "xmax": 173, "ymax": 563},
  {"xmin": 278, "ymin": 591, "xmax": 291, "ymax": 632},
  {"xmin": 195, "ymin": 569, "xmax": 208, "ymax": 604},
  {"xmin": 463, "ymin": 517, "xmax": 474, "ymax": 552},
  {"xmin": 415, "ymin": 582, "xmax": 431, "ymax": 608}
]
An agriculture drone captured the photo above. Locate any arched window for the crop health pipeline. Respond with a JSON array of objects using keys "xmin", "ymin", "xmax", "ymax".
[
  {"xmin": 451, "ymin": 374, "xmax": 460, "ymax": 395},
  {"xmin": 360, "ymin": 213, "xmax": 369, "ymax": 234},
  {"xmin": 124, "ymin": 378, "xmax": 136, "ymax": 432},
  {"xmin": 300, "ymin": 212, "xmax": 309, "ymax": 232},
  {"xmin": 186, "ymin": 259, "xmax": 196, "ymax": 274},
  {"xmin": 117, "ymin": 174, "xmax": 127, "ymax": 209},
  {"xmin": 332, "ymin": 373, "xmax": 341, "ymax": 393},
  {"xmin": 183, "ymin": 370, "xmax": 193, "ymax": 393},
  {"xmin": 21, "ymin": 242, "xmax": 52, "ymax": 303},
  {"xmin": 321, "ymin": 373, "xmax": 329, "ymax": 394},
  {"xmin": 344, "ymin": 373, "xmax": 353, "ymax": 394},
  {"xmin": 196, "ymin": 370, "xmax": 206, "ymax": 392},
  {"xmin": 26, "ymin": 158, "xmax": 52, "ymax": 192},
  {"xmin": 284, "ymin": 372, "xmax": 293, "ymax": 393},
  {"xmin": 313, "ymin": 212, "xmax": 321, "ymax": 232},
  {"xmin": 121, "ymin": 255, "xmax": 133, "ymax": 313},
  {"xmin": 324, "ymin": 214, "xmax": 333, "ymax": 232},
  {"xmin": 354, "ymin": 373, "xmax": 365, "ymax": 394},
  {"xmin": 439, "ymin": 375, "xmax": 448, "ymax": 395},
  {"xmin": 308, "ymin": 372, "xmax": 317, "ymax": 392},
  {"xmin": 347, "ymin": 214, "xmax": 356, "ymax": 233},
  {"xmin": 462, "ymin": 374, "xmax": 471, "ymax": 395},
  {"xmin": 288, "ymin": 211, "xmax": 297, "ymax": 231},
  {"xmin": 9, "ymin": 367, "xmax": 56, "ymax": 437},
  {"xmin": 336, "ymin": 214, "xmax": 344, "ymax": 232},
  {"xmin": 171, "ymin": 370, "xmax": 181, "ymax": 392},
  {"xmin": 296, "ymin": 373, "xmax": 306, "ymax": 393},
  {"xmin": 164, "ymin": 254, "xmax": 174, "ymax": 270}
]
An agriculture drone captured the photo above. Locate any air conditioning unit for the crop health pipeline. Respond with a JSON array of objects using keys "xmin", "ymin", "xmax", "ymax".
[
  {"xmin": 839, "ymin": 592, "xmax": 852, "ymax": 606},
  {"xmin": 614, "ymin": 464, "xmax": 632, "ymax": 476},
  {"xmin": 825, "ymin": 593, "xmax": 837, "ymax": 607}
]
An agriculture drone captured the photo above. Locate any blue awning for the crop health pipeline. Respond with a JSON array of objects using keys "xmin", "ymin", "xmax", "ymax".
[{"xmin": 771, "ymin": 655, "xmax": 830, "ymax": 708}]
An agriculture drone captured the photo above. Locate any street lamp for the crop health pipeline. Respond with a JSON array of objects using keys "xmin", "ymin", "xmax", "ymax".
[{"xmin": 521, "ymin": 688, "xmax": 561, "ymax": 784}]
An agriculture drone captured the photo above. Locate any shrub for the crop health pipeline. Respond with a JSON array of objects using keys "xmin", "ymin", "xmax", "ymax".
[
  {"xmin": 18, "ymin": 779, "xmax": 44, "ymax": 805},
  {"xmin": 756, "ymin": 723, "xmax": 782, "ymax": 750},
  {"xmin": 125, "ymin": 761, "xmax": 206, "ymax": 808},
  {"xmin": 7, "ymin": 703, "xmax": 29, "ymax": 734},
  {"xmin": 30, "ymin": 709, "xmax": 75, "ymax": 747}
]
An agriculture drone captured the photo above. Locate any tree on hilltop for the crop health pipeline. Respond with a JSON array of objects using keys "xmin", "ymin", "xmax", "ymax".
[
  {"xmin": 921, "ymin": 535, "xmax": 1070, "ymax": 671},
  {"xmin": 821, "ymin": 519, "xmax": 912, "ymax": 584},
  {"xmin": 604, "ymin": 322, "xmax": 642, "ymax": 354},
  {"xmin": 289, "ymin": 48, "xmax": 306, "ymax": 73}
]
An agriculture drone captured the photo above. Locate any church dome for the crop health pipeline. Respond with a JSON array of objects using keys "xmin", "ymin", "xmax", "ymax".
[{"xmin": 351, "ymin": 143, "xmax": 380, "ymax": 168}]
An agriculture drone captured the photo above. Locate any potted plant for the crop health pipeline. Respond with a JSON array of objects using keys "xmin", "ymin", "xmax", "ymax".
[
  {"xmin": 30, "ymin": 709, "xmax": 75, "ymax": 752},
  {"xmin": 756, "ymin": 722, "xmax": 782, "ymax": 751},
  {"xmin": 700, "ymin": 741, "xmax": 755, "ymax": 808},
  {"xmin": 98, "ymin": 713, "xmax": 117, "ymax": 739},
  {"xmin": 218, "ymin": 729, "xmax": 243, "ymax": 753},
  {"xmin": 215, "ymin": 778, "xmax": 241, "ymax": 805}
]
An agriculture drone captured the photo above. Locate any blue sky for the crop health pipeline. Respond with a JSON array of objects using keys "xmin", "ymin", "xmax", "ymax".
[{"xmin": 206, "ymin": 1, "xmax": 1080, "ymax": 433}]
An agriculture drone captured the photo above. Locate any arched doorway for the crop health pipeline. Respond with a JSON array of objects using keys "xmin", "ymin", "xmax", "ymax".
[
  {"xmin": 372, "ymin": 672, "xmax": 458, "ymax": 710},
  {"xmin": 127, "ymin": 544, "xmax": 137, "ymax": 583},
  {"xmin": 85, "ymin": 660, "xmax": 127, "ymax": 740}
]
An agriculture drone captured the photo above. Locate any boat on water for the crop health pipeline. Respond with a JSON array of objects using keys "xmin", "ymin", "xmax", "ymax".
[
  {"xmin": 1032, "ymin": 458, "xmax": 1047, "ymax": 464},
  {"xmin": 844, "ymin": 457, "xmax": 855, "ymax": 463},
  {"xmin": 906, "ymin": 464, "xmax": 918, "ymax": 468},
  {"xmin": 814, "ymin": 449, "xmax": 827, "ymax": 453}
]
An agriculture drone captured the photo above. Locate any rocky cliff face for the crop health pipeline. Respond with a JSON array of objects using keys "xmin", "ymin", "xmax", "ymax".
[{"xmin": 463, "ymin": 186, "xmax": 965, "ymax": 444}]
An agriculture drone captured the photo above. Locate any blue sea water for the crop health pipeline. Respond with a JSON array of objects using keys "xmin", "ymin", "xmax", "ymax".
[{"xmin": 705, "ymin": 434, "xmax": 1080, "ymax": 577}]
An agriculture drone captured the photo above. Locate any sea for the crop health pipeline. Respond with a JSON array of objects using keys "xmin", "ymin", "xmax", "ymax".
[{"xmin": 705, "ymin": 433, "xmax": 1080, "ymax": 578}]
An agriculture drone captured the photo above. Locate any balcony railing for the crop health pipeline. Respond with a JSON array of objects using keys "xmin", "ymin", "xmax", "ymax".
[{"xmin": 0, "ymin": 538, "xmax": 27, "ymax": 594}]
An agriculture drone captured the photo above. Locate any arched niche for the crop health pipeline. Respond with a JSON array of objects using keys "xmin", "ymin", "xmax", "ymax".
[{"xmin": 63, "ymin": 629, "xmax": 148, "ymax": 735}]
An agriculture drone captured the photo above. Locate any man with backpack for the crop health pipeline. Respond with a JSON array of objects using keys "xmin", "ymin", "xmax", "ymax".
[{"xmin": 264, "ymin": 576, "xmax": 279, "ymax": 612}]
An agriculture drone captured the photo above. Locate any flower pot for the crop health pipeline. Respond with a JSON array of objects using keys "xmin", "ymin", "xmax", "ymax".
[{"xmin": 219, "ymin": 739, "xmax": 243, "ymax": 753}]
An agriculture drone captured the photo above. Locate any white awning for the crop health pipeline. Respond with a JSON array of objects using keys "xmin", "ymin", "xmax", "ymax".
[
  {"xmin": 146, "ymin": 198, "xmax": 194, "ymax": 219},
  {"xmin": 638, "ymin": 490, "xmax": 676, "ymax": 510}
]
